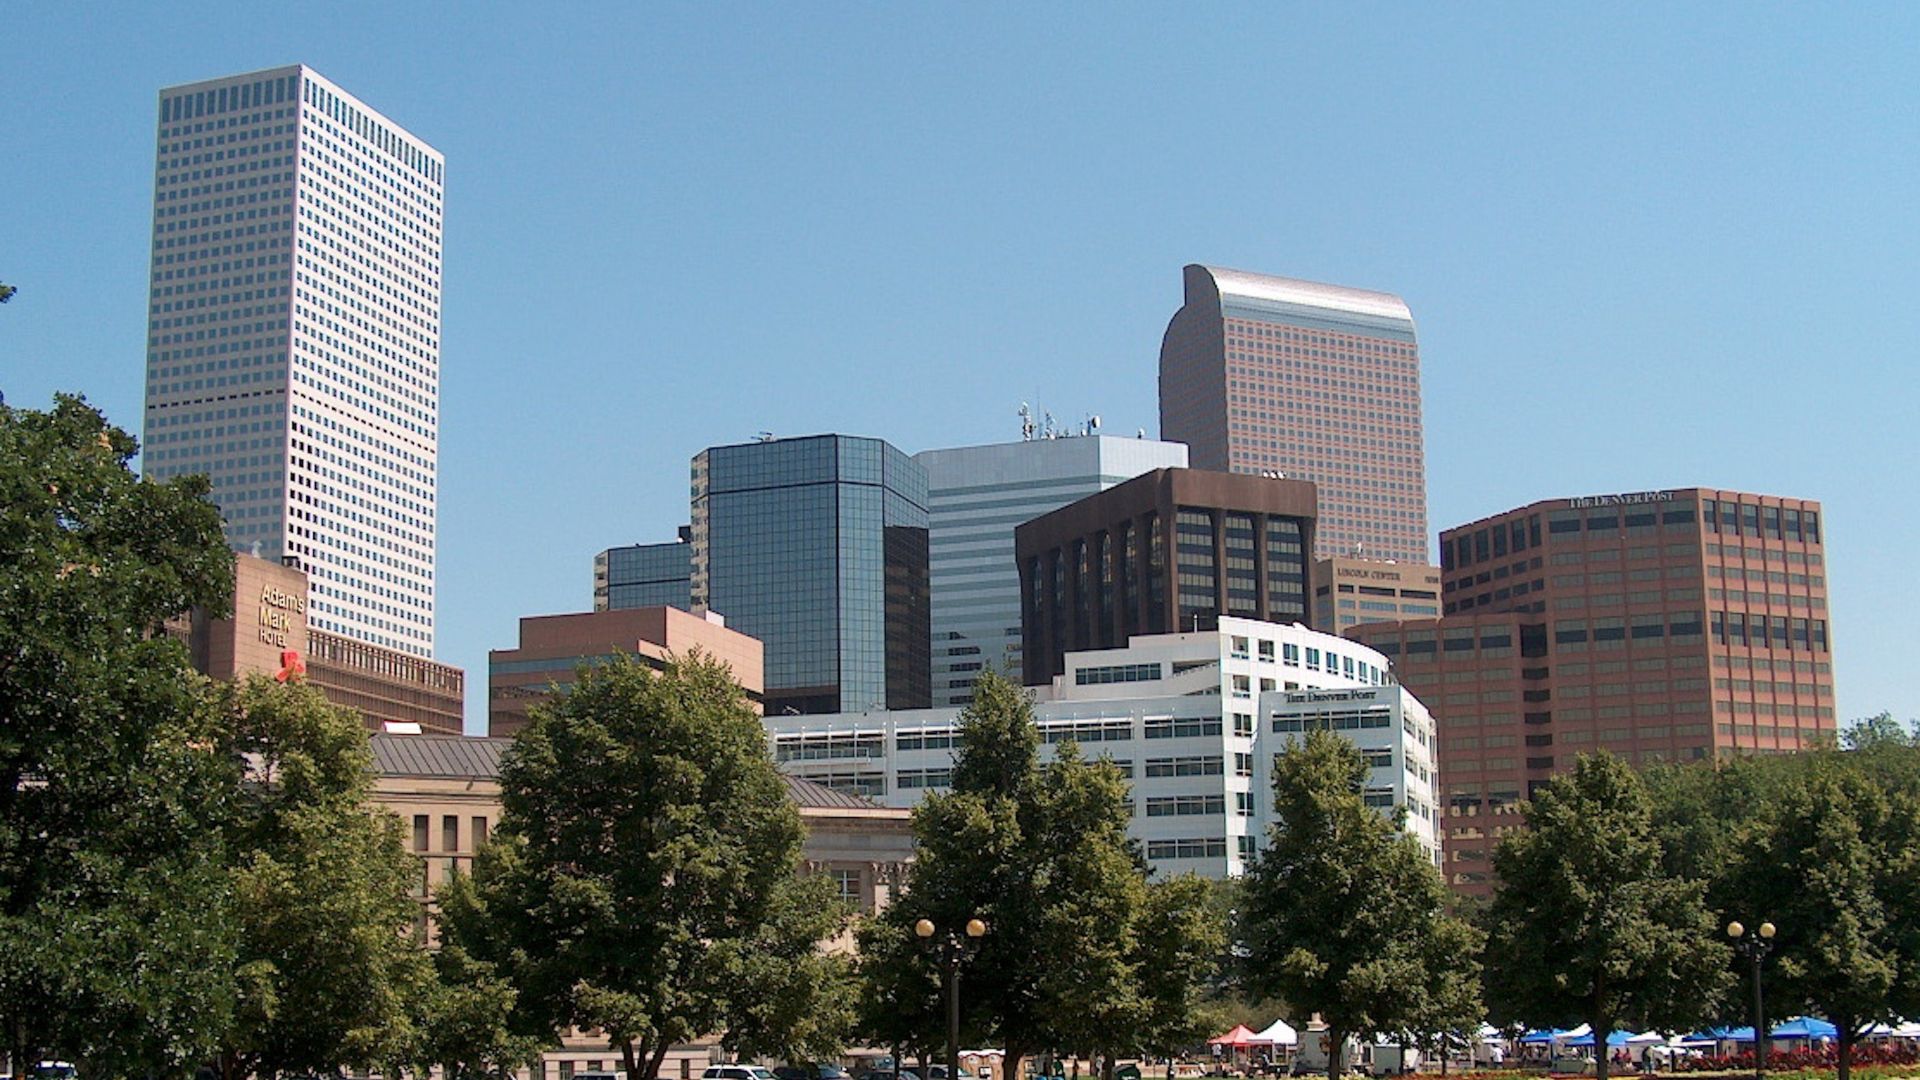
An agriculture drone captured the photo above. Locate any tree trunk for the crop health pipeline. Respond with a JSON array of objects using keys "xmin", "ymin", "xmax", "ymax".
[
  {"xmin": 1327, "ymin": 1027, "xmax": 1344, "ymax": 1080},
  {"xmin": 1104, "ymin": 1055, "xmax": 1117, "ymax": 1080},
  {"xmin": 646, "ymin": 1040, "xmax": 671, "ymax": 1080},
  {"xmin": 1003, "ymin": 1049, "xmax": 1025, "ymax": 1080},
  {"xmin": 1590, "ymin": 1017, "xmax": 1609, "ymax": 1080},
  {"xmin": 1836, "ymin": 1020, "xmax": 1854, "ymax": 1080},
  {"xmin": 620, "ymin": 1037, "xmax": 643, "ymax": 1080}
]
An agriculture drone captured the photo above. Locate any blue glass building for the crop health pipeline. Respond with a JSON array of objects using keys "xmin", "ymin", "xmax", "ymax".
[
  {"xmin": 595, "ymin": 527, "xmax": 693, "ymax": 612},
  {"xmin": 691, "ymin": 435, "xmax": 931, "ymax": 714}
]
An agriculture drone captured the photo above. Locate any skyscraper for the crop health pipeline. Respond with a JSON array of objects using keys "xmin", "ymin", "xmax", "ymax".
[
  {"xmin": 1347, "ymin": 487, "xmax": 1836, "ymax": 896},
  {"xmin": 142, "ymin": 66, "xmax": 444, "ymax": 657},
  {"xmin": 913, "ymin": 434, "xmax": 1188, "ymax": 706},
  {"xmin": 595, "ymin": 527, "xmax": 693, "ymax": 612},
  {"xmin": 1159, "ymin": 264, "xmax": 1428, "ymax": 563},
  {"xmin": 691, "ymin": 435, "xmax": 931, "ymax": 715},
  {"xmin": 1014, "ymin": 468, "xmax": 1319, "ymax": 686}
]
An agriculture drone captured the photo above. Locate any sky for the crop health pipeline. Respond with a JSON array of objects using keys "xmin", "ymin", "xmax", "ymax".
[{"xmin": 3, "ymin": 4, "xmax": 1917, "ymax": 734}]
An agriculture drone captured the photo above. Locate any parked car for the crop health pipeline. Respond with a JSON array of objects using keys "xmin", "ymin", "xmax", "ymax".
[
  {"xmin": 856, "ymin": 1070, "xmax": 920, "ymax": 1080},
  {"xmin": 776, "ymin": 1066, "xmax": 850, "ymax": 1080},
  {"xmin": 926, "ymin": 1068, "xmax": 976, "ymax": 1080},
  {"xmin": 704, "ymin": 1066, "xmax": 779, "ymax": 1080}
]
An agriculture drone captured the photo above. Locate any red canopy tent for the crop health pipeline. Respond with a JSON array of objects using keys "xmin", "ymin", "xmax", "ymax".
[{"xmin": 1210, "ymin": 1025, "xmax": 1264, "ymax": 1048}]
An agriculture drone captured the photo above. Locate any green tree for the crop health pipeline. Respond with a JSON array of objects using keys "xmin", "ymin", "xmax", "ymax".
[
  {"xmin": 1723, "ymin": 759, "xmax": 1920, "ymax": 1080},
  {"xmin": 1239, "ymin": 729, "xmax": 1478, "ymax": 1080},
  {"xmin": 1483, "ymin": 753, "xmax": 1730, "ymax": 1080},
  {"xmin": 0, "ymin": 283, "xmax": 15, "ymax": 303},
  {"xmin": 418, "ymin": 943, "xmax": 545, "ymax": 1080},
  {"xmin": 0, "ymin": 394, "xmax": 238, "ymax": 1076},
  {"xmin": 438, "ymin": 650, "xmax": 848, "ymax": 1080},
  {"xmin": 1133, "ymin": 874, "xmax": 1229, "ymax": 1063},
  {"xmin": 867, "ymin": 670, "xmax": 1222, "ymax": 1080},
  {"xmin": 210, "ymin": 675, "xmax": 435, "ymax": 1080}
]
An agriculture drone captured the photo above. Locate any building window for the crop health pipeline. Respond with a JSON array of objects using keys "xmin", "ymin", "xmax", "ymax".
[
  {"xmin": 442, "ymin": 815, "xmax": 459, "ymax": 853},
  {"xmin": 412, "ymin": 814, "xmax": 429, "ymax": 852}
]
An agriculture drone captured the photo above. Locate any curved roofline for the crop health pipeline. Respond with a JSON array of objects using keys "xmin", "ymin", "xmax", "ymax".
[{"xmin": 1189, "ymin": 263, "xmax": 1412, "ymax": 323}]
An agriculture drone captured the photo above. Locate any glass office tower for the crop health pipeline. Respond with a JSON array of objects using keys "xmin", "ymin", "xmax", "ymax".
[
  {"xmin": 595, "ymin": 528, "xmax": 693, "ymax": 611},
  {"xmin": 691, "ymin": 435, "xmax": 931, "ymax": 715}
]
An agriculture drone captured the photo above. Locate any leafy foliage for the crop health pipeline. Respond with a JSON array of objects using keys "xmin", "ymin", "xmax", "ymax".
[
  {"xmin": 1484, "ymin": 753, "xmax": 1730, "ymax": 1080},
  {"xmin": 438, "ymin": 650, "xmax": 848, "ymax": 1080},
  {"xmin": 0, "ymin": 395, "xmax": 238, "ymax": 1077},
  {"xmin": 860, "ymin": 670, "xmax": 1219, "ymax": 1078},
  {"xmin": 1239, "ymin": 729, "xmax": 1480, "ymax": 1079},
  {"xmin": 210, "ymin": 676, "xmax": 435, "ymax": 1080}
]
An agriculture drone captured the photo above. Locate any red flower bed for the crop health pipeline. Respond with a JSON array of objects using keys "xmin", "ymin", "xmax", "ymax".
[{"xmin": 1671, "ymin": 1042, "xmax": 1920, "ymax": 1072}]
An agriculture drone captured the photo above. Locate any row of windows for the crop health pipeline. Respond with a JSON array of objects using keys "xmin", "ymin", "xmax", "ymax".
[
  {"xmin": 1145, "ymin": 837, "xmax": 1229, "ymax": 860},
  {"xmin": 1271, "ymin": 708, "xmax": 1395, "ymax": 733},
  {"xmin": 1040, "ymin": 719, "xmax": 1133, "ymax": 743},
  {"xmin": 1075, "ymin": 662, "xmax": 1162, "ymax": 685}
]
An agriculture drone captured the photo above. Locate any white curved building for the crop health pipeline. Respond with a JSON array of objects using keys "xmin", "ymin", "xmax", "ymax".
[{"xmin": 764, "ymin": 616, "xmax": 1437, "ymax": 878}]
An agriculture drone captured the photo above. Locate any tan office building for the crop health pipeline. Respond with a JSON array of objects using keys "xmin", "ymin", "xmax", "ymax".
[
  {"xmin": 177, "ymin": 553, "xmax": 465, "ymax": 734},
  {"xmin": 1311, "ymin": 557, "xmax": 1442, "ymax": 633},
  {"xmin": 488, "ymin": 606, "xmax": 765, "ymax": 737}
]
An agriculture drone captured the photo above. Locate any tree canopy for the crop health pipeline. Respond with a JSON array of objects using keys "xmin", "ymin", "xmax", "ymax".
[
  {"xmin": 1238, "ymin": 729, "xmax": 1480, "ymax": 1080},
  {"xmin": 0, "ymin": 394, "xmax": 238, "ymax": 1077},
  {"xmin": 1484, "ymin": 752, "xmax": 1729, "ymax": 1080},
  {"xmin": 438, "ymin": 650, "xmax": 847, "ymax": 1080},
  {"xmin": 860, "ymin": 670, "xmax": 1219, "ymax": 1080},
  {"xmin": 209, "ymin": 675, "xmax": 435, "ymax": 1080}
]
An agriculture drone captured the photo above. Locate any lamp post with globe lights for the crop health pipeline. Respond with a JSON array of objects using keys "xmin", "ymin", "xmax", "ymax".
[
  {"xmin": 917, "ymin": 917, "xmax": 987, "ymax": 1080},
  {"xmin": 1727, "ymin": 919, "xmax": 1778, "ymax": 1080}
]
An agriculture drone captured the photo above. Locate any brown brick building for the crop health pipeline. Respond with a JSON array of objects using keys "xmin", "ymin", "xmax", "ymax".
[
  {"xmin": 1159, "ymin": 263, "xmax": 1428, "ymax": 563},
  {"xmin": 178, "ymin": 553, "xmax": 465, "ymax": 735},
  {"xmin": 1347, "ymin": 488, "xmax": 1835, "ymax": 896},
  {"xmin": 487, "ymin": 606, "xmax": 765, "ymax": 737},
  {"xmin": 1013, "ymin": 468, "xmax": 1318, "ymax": 685}
]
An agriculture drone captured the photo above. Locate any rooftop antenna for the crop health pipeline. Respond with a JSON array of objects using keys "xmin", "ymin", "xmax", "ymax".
[
  {"xmin": 755, "ymin": 431, "xmax": 776, "ymax": 442},
  {"xmin": 1018, "ymin": 403, "xmax": 1035, "ymax": 441},
  {"xmin": 1042, "ymin": 410, "xmax": 1057, "ymax": 439},
  {"xmin": 1136, "ymin": 428, "xmax": 1146, "ymax": 439}
]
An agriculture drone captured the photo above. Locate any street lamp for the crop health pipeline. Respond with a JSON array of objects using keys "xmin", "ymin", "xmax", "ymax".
[
  {"xmin": 917, "ymin": 917, "xmax": 988, "ymax": 1080},
  {"xmin": 1727, "ymin": 920, "xmax": 1778, "ymax": 1080}
]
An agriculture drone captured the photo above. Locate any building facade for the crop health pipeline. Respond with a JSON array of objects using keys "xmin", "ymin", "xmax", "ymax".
[
  {"xmin": 368, "ymin": 733, "xmax": 913, "ymax": 1077},
  {"xmin": 1159, "ymin": 263, "xmax": 1428, "ymax": 563},
  {"xmin": 1347, "ymin": 487, "xmax": 1836, "ymax": 896},
  {"xmin": 691, "ymin": 435, "xmax": 931, "ymax": 715},
  {"xmin": 174, "ymin": 553, "xmax": 464, "ymax": 734},
  {"xmin": 764, "ymin": 617, "xmax": 1437, "ymax": 879},
  {"xmin": 142, "ymin": 65, "xmax": 444, "ymax": 657},
  {"xmin": 914, "ymin": 434, "xmax": 1189, "ymax": 706},
  {"xmin": 1014, "ymin": 468, "xmax": 1318, "ymax": 686},
  {"xmin": 487, "ymin": 606, "xmax": 764, "ymax": 737},
  {"xmin": 1312, "ymin": 556, "xmax": 1442, "ymax": 633},
  {"xmin": 594, "ymin": 528, "xmax": 693, "ymax": 612}
]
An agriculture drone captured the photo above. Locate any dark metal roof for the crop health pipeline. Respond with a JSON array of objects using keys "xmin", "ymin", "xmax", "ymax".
[
  {"xmin": 781, "ymin": 772, "xmax": 885, "ymax": 810},
  {"xmin": 369, "ymin": 733, "xmax": 507, "ymax": 778},
  {"xmin": 370, "ymin": 735, "xmax": 884, "ymax": 813}
]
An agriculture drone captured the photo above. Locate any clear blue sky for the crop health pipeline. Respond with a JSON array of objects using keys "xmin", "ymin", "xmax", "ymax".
[{"xmin": 4, "ymin": 4, "xmax": 1916, "ymax": 734}]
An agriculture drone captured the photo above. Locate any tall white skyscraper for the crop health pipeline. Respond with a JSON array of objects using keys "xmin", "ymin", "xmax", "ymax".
[
  {"xmin": 142, "ymin": 65, "xmax": 444, "ymax": 657},
  {"xmin": 914, "ymin": 434, "xmax": 1188, "ymax": 706}
]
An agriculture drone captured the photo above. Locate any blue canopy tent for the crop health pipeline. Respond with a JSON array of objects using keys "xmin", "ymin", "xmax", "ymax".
[
  {"xmin": 1685, "ymin": 1019, "xmax": 1840, "ymax": 1044},
  {"xmin": 1566, "ymin": 1032, "xmax": 1636, "ymax": 1048},
  {"xmin": 1771, "ymin": 1018, "xmax": 1838, "ymax": 1039},
  {"xmin": 1519, "ymin": 1030, "xmax": 1568, "ymax": 1045}
]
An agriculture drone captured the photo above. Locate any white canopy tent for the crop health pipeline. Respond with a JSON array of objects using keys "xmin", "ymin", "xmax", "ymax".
[{"xmin": 1253, "ymin": 1020, "xmax": 1299, "ymax": 1047}]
